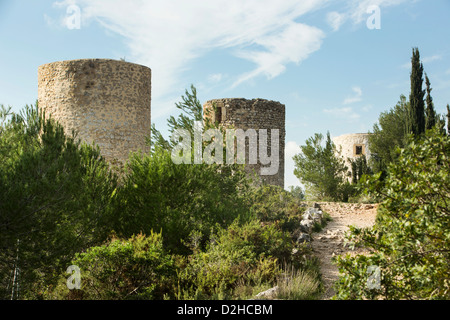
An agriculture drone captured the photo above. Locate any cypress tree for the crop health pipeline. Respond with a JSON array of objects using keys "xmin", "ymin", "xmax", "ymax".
[
  {"xmin": 424, "ymin": 74, "xmax": 436, "ymax": 130},
  {"xmin": 408, "ymin": 48, "xmax": 425, "ymax": 136},
  {"xmin": 447, "ymin": 104, "xmax": 450, "ymax": 135},
  {"xmin": 351, "ymin": 161, "xmax": 357, "ymax": 185}
]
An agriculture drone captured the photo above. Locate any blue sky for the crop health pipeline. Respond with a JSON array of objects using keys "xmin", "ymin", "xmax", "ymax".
[{"xmin": 1, "ymin": 0, "xmax": 450, "ymax": 189}]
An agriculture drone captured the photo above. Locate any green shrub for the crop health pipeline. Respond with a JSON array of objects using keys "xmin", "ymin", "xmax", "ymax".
[
  {"xmin": 293, "ymin": 132, "xmax": 348, "ymax": 201},
  {"xmin": 334, "ymin": 128, "xmax": 450, "ymax": 300},
  {"xmin": 47, "ymin": 232, "xmax": 177, "ymax": 300},
  {"xmin": 248, "ymin": 184, "xmax": 304, "ymax": 234},
  {"xmin": 178, "ymin": 219, "xmax": 294, "ymax": 299},
  {"xmin": 113, "ymin": 147, "xmax": 250, "ymax": 255},
  {"xmin": 0, "ymin": 104, "xmax": 118, "ymax": 299},
  {"xmin": 215, "ymin": 219, "xmax": 294, "ymax": 263}
]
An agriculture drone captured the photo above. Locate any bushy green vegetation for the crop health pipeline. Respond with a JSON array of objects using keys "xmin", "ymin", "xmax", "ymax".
[
  {"xmin": 334, "ymin": 128, "xmax": 450, "ymax": 299},
  {"xmin": 290, "ymin": 47, "xmax": 449, "ymax": 300},
  {"xmin": 0, "ymin": 104, "xmax": 118, "ymax": 299},
  {"xmin": 332, "ymin": 48, "xmax": 450, "ymax": 300},
  {"xmin": 177, "ymin": 219, "xmax": 294, "ymax": 299},
  {"xmin": 369, "ymin": 48, "xmax": 447, "ymax": 180},
  {"xmin": 112, "ymin": 147, "xmax": 250, "ymax": 255},
  {"xmin": 46, "ymin": 232, "xmax": 177, "ymax": 300},
  {"xmin": 368, "ymin": 95, "xmax": 409, "ymax": 176},
  {"xmin": 0, "ymin": 87, "xmax": 322, "ymax": 300},
  {"xmin": 46, "ymin": 217, "xmax": 320, "ymax": 300},
  {"xmin": 293, "ymin": 132, "xmax": 349, "ymax": 202},
  {"xmin": 294, "ymin": 48, "xmax": 449, "ymax": 205}
]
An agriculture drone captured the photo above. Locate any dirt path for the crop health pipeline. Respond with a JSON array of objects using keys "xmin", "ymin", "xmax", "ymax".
[{"xmin": 311, "ymin": 202, "xmax": 378, "ymax": 300}]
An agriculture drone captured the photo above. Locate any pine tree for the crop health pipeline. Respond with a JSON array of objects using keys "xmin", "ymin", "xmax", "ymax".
[
  {"xmin": 407, "ymin": 48, "xmax": 425, "ymax": 136},
  {"xmin": 293, "ymin": 131, "xmax": 347, "ymax": 201},
  {"xmin": 368, "ymin": 95, "xmax": 409, "ymax": 176},
  {"xmin": 0, "ymin": 104, "xmax": 118, "ymax": 299},
  {"xmin": 424, "ymin": 74, "xmax": 437, "ymax": 130}
]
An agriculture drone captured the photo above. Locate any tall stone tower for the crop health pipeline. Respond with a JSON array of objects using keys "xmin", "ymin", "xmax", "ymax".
[
  {"xmin": 203, "ymin": 98, "xmax": 285, "ymax": 188},
  {"xmin": 38, "ymin": 59, "xmax": 151, "ymax": 164}
]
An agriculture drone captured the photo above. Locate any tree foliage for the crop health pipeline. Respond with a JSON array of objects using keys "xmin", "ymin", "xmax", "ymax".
[
  {"xmin": 113, "ymin": 147, "xmax": 250, "ymax": 255},
  {"xmin": 178, "ymin": 219, "xmax": 293, "ymax": 299},
  {"xmin": 447, "ymin": 104, "xmax": 450, "ymax": 135},
  {"xmin": 0, "ymin": 104, "xmax": 118, "ymax": 299},
  {"xmin": 334, "ymin": 127, "xmax": 450, "ymax": 300},
  {"xmin": 118, "ymin": 86, "xmax": 251, "ymax": 255},
  {"xmin": 368, "ymin": 95, "xmax": 409, "ymax": 176},
  {"xmin": 293, "ymin": 132, "xmax": 348, "ymax": 201},
  {"xmin": 425, "ymin": 74, "xmax": 437, "ymax": 131},
  {"xmin": 350, "ymin": 155, "xmax": 371, "ymax": 185},
  {"xmin": 150, "ymin": 84, "xmax": 207, "ymax": 152},
  {"xmin": 369, "ymin": 48, "xmax": 448, "ymax": 180},
  {"xmin": 47, "ymin": 232, "xmax": 177, "ymax": 300},
  {"xmin": 0, "ymin": 86, "xmax": 320, "ymax": 300},
  {"xmin": 407, "ymin": 47, "xmax": 426, "ymax": 136}
]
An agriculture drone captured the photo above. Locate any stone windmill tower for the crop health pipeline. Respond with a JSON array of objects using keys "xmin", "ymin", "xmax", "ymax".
[
  {"xmin": 203, "ymin": 98, "xmax": 285, "ymax": 188},
  {"xmin": 332, "ymin": 133, "xmax": 372, "ymax": 181},
  {"xmin": 37, "ymin": 59, "xmax": 151, "ymax": 164}
]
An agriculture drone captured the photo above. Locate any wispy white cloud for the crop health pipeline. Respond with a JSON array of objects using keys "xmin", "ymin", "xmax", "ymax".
[
  {"xmin": 286, "ymin": 141, "xmax": 301, "ymax": 158},
  {"xmin": 401, "ymin": 53, "xmax": 443, "ymax": 69},
  {"xmin": 326, "ymin": 11, "xmax": 346, "ymax": 31},
  {"xmin": 50, "ymin": 0, "xmax": 82, "ymax": 29},
  {"xmin": 343, "ymin": 86, "xmax": 362, "ymax": 105},
  {"xmin": 328, "ymin": 0, "xmax": 412, "ymax": 31},
  {"xmin": 323, "ymin": 107, "xmax": 361, "ymax": 121},
  {"xmin": 400, "ymin": 61, "xmax": 410, "ymax": 69},
  {"xmin": 49, "ymin": 0, "xmax": 416, "ymax": 120},
  {"xmin": 43, "ymin": 13, "xmax": 56, "ymax": 27},
  {"xmin": 361, "ymin": 105, "xmax": 373, "ymax": 112},
  {"xmin": 53, "ymin": 0, "xmax": 327, "ymax": 110},
  {"xmin": 422, "ymin": 54, "xmax": 443, "ymax": 64},
  {"xmin": 231, "ymin": 22, "xmax": 325, "ymax": 88},
  {"xmin": 347, "ymin": 0, "xmax": 411, "ymax": 25},
  {"xmin": 208, "ymin": 73, "xmax": 223, "ymax": 83}
]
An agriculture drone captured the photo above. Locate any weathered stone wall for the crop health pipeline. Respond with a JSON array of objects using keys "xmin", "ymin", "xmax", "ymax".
[
  {"xmin": 38, "ymin": 59, "xmax": 151, "ymax": 164},
  {"xmin": 203, "ymin": 98, "xmax": 285, "ymax": 188}
]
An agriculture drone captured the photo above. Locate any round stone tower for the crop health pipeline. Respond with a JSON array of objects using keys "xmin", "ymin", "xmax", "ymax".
[
  {"xmin": 332, "ymin": 133, "xmax": 372, "ymax": 162},
  {"xmin": 332, "ymin": 133, "xmax": 372, "ymax": 180},
  {"xmin": 38, "ymin": 59, "xmax": 151, "ymax": 164},
  {"xmin": 203, "ymin": 98, "xmax": 285, "ymax": 188}
]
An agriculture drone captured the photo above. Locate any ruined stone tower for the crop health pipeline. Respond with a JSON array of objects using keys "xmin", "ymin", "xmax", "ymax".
[
  {"xmin": 38, "ymin": 59, "xmax": 151, "ymax": 164},
  {"xmin": 203, "ymin": 98, "xmax": 285, "ymax": 188}
]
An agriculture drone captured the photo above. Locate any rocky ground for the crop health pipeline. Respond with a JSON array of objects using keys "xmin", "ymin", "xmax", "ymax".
[{"xmin": 311, "ymin": 202, "xmax": 378, "ymax": 300}]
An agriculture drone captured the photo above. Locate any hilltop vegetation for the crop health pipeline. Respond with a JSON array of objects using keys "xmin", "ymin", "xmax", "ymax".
[
  {"xmin": 292, "ymin": 48, "xmax": 450, "ymax": 300},
  {"xmin": 0, "ymin": 89, "xmax": 321, "ymax": 300},
  {"xmin": 334, "ymin": 128, "xmax": 450, "ymax": 299},
  {"xmin": 1, "ymin": 48, "xmax": 449, "ymax": 300},
  {"xmin": 294, "ymin": 48, "xmax": 448, "ymax": 204}
]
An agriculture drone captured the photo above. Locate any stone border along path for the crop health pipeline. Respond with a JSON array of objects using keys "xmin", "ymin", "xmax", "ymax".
[{"xmin": 311, "ymin": 202, "xmax": 378, "ymax": 300}]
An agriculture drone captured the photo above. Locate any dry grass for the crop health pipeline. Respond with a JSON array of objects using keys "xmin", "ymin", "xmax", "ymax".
[{"xmin": 275, "ymin": 263, "xmax": 321, "ymax": 300}]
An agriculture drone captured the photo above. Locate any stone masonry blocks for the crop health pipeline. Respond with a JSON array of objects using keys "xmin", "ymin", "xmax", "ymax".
[
  {"xmin": 38, "ymin": 59, "xmax": 151, "ymax": 164},
  {"xmin": 332, "ymin": 133, "xmax": 372, "ymax": 181},
  {"xmin": 203, "ymin": 98, "xmax": 285, "ymax": 188}
]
